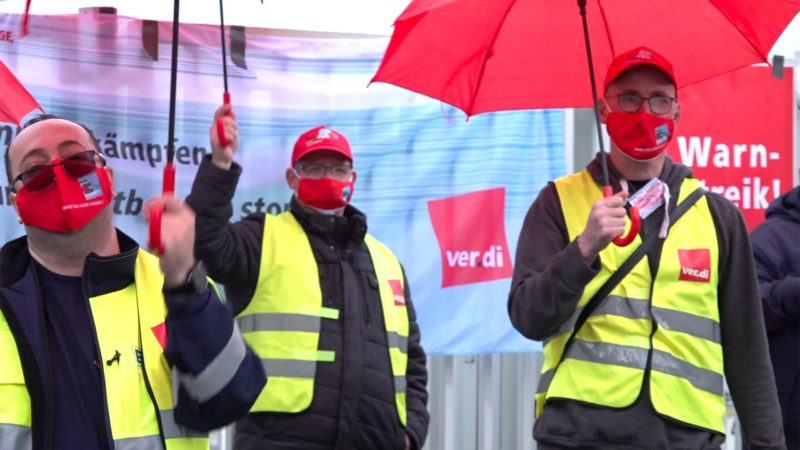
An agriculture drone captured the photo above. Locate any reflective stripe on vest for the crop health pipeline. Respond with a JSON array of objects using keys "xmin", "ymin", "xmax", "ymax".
[
  {"xmin": 547, "ymin": 295, "xmax": 720, "ymax": 346},
  {"xmin": 0, "ymin": 424, "xmax": 31, "ymax": 450},
  {"xmin": 538, "ymin": 170, "xmax": 725, "ymax": 433},
  {"xmin": 242, "ymin": 212, "xmax": 409, "ymax": 425}
]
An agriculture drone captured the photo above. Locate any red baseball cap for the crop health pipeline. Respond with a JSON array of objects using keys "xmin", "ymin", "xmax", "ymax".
[
  {"xmin": 603, "ymin": 46, "xmax": 676, "ymax": 92},
  {"xmin": 291, "ymin": 125, "xmax": 352, "ymax": 165}
]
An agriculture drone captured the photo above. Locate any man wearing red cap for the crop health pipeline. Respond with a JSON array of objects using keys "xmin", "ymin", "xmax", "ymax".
[
  {"xmin": 186, "ymin": 105, "xmax": 430, "ymax": 450},
  {"xmin": 508, "ymin": 47, "xmax": 785, "ymax": 448}
]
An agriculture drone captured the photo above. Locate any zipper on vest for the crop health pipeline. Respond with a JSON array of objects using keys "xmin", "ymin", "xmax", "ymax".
[
  {"xmin": 134, "ymin": 296, "xmax": 169, "ymax": 450},
  {"xmin": 139, "ymin": 353, "xmax": 168, "ymax": 449},
  {"xmin": 82, "ymin": 279, "xmax": 116, "ymax": 450}
]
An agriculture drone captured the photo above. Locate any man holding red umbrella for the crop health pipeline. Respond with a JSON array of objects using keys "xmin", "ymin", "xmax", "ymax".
[{"xmin": 508, "ymin": 47, "xmax": 785, "ymax": 449}]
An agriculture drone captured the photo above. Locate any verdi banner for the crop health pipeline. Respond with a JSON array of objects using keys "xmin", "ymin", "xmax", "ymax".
[{"xmin": 0, "ymin": 13, "xmax": 567, "ymax": 354}]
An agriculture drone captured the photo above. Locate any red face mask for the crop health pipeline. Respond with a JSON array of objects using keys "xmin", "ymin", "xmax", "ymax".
[
  {"xmin": 606, "ymin": 111, "xmax": 675, "ymax": 161},
  {"xmin": 16, "ymin": 161, "xmax": 113, "ymax": 233},
  {"xmin": 297, "ymin": 177, "xmax": 354, "ymax": 212}
]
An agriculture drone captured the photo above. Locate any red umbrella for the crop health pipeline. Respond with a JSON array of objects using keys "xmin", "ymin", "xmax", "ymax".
[
  {"xmin": 372, "ymin": 0, "xmax": 800, "ymax": 245},
  {"xmin": 372, "ymin": 0, "xmax": 800, "ymax": 115},
  {"xmin": 0, "ymin": 59, "xmax": 43, "ymax": 126}
]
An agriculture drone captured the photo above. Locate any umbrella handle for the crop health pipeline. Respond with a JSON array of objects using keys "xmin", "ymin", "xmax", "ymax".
[
  {"xmin": 148, "ymin": 163, "xmax": 176, "ymax": 254},
  {"xmin": 603, "ymin": 186, "xmax": 641, "ymax": 247},
  {"xmin": 217, "ymin": 92, "xmax": 231, "ymax": 147}
]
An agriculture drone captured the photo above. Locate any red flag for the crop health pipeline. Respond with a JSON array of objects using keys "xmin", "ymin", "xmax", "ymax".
[{"xmin": 0, "ymin": 59, "xmax": 43, "ymax": 126}]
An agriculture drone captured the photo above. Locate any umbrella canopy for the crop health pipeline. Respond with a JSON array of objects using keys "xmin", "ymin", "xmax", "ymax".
[
  {"xmin": 0, "ymin": 59, "xmax": 43, "ymax": 126},
  {"xmin": 372, "ymin": 0, "xmax": 800, "ymax": 116}
]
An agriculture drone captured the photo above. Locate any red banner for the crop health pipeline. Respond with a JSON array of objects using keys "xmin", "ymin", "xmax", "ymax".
[
  {"xmin": 427, "ymin": 188, "xmax": 513, "ymax": 288},
  {"xmin": 666, "ymin": 66, "xmax": 795, "ymax": 230}
]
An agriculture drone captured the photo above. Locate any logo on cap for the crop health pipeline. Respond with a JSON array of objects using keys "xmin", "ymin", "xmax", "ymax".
[
  {"xmin": 317, "ymin": 128, "xmax": 334, "ymax": 139},
  {"xmin": 635, "ymin": 49, "xmax": 654, "ymax": 60}
]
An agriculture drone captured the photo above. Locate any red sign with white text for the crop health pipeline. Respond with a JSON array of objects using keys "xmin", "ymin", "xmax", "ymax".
[
  {"xmin": 428, "ymin": 187, "xmax": 513, "ymax": 288},
  {"xmin": 666, "ymin": 66, "xmax": 794, "ymax": 230},
  {"xmin": 678, "ymin": 248, "xmax": 711, "ymax": 283}
]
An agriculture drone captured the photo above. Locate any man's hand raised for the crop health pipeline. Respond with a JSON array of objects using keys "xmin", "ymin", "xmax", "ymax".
[{"xmin": 209, "ymin": 103, "xmax": 238, "ymax": 170}]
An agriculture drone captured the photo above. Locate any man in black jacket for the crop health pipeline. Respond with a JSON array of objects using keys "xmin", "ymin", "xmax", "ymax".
[
  {"xmin": 751, "ymin": 181, "xmax": 800, "ymax": 449},
  {"xmin": 186, "ymin": 105, "xmax": 429, "ymax": 450},
  {"xmin": 508, "ymin": 47, "xmax": 784, "ymax": 449},
  {"xmin": 0, "ymin": 115, "xmax": 265, "ymax": 449}
]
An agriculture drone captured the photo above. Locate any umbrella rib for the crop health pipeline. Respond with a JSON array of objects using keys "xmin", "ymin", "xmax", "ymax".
[
  {"xmin": 464, "ymin": 0, "xmax": 519, "ymax": 116},
  {"xmin": 167, "ymin": 0, "xmax": 180, "ymax": 165},
  {"xmin": 596, "ymin": 0, "xmax": 616, "ymax": 57},
  {"xmin": 706, "ymin": 0, "xmax": 770, "ymax": 62}
]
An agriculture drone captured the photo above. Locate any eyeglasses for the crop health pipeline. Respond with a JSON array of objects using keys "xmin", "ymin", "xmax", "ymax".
[
  {"xmin": 13, "ymin": 150, "xmax": 106, "ymax": 192},
  {"xmin": 606, "ymin": 93, "xmax": 676, "ymax": 115},
  {"xmin": 295, "ymin": 162, "xmax": 353, "ymax": 180}
]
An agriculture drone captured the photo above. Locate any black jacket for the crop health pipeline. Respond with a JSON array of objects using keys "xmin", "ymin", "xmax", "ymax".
[
  {"xmin": 751, "ymin": 185, "xmax": 800, "ymax": 449},
  {"xmin": 186, "ymin": 156, "xmax": 429, "ymax": 450},
  {"xmin": 0, "ymin": 230, "xmax": 265, "ymax": 450},
  {"xmin": 508, "ymin": 155, "xmax": 785, "ymax": 449}
]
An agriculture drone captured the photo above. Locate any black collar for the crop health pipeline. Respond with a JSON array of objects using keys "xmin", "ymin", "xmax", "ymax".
[
  {"xmin": 289, "ymin": 196, "xmax": 368, "ymax": 246},
  {"xmin": 1, "ymin": 229, "xmax": 141, "ymax": 297}
]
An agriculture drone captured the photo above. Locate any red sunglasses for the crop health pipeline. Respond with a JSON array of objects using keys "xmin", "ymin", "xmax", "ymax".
[{"xmin": 13, "ymin": 150, "xmax": 106, "ymax": 193}]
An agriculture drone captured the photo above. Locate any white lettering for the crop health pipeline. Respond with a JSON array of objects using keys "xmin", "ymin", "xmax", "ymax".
[
  {"xmin": 681, "ymin": 266, "xmax": 710, "ymax": 280},
  {"xmin": 446, "ymin": 246, "xmax": 506, "ymax": 268},
  {"xmin": 446, "ymin": 251, "xmax": 462, "ymax": 267},
  {"xmin": 482, "ymin": 246, "xmax": 496, "ymax": 268},
  {"xmin": 678, "ymin": 136, "xmax": 774, "ymax": 168},
  {"xmin": 724, "ymin": 185, "xmax": 741, "ymax": 206},
  {"xmin": 753, "ymin": 177, "xmax": 769, "ymax": 209},
  {"xmin": 712, "ymin": 143, "xmax": 730, "ymax": 168},
  {"xmin": 698, "ymin": 177, "xmax": 780, "ymax": 210},
  {"xmin": 469, "ymin": 251, "xmax": 480, "ymax": 267},
  {"xmin": 458, "ymin": 252, "xmax": 469, "ymax": 267},
  {"xmin": 733, "ymin": 144, "xmax": 748, "ymax": 168},
  {"xmin": 750, "ymin": 144, "xmax": 768, "ymax": 168},
  {"xmin": 677, "ymin": 136, "xmax": 711, "ymax": 167}
]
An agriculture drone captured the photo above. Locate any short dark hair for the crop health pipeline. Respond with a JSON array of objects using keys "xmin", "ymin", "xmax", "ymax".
[{"xmin": 5, "ymin": 114, "xmax": 99, "ymax": 186}]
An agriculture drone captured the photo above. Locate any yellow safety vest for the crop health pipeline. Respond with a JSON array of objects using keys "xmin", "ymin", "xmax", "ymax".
[
  {"xmin": 239, "ymin": 212, "xmax": 410, "ymax": 425},
  {"xmin": 0, "ymin": 250, "xmax": 209, "ymax": 450},
  {"xmin": 536, "ymin": 170, "xmax": 724, "ymax": 433}
]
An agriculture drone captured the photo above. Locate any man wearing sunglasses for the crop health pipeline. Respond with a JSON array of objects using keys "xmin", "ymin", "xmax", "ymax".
[
  {"xmin": 508, "ymin": 47, "xmax": 785, "ymax": 449},
  {"xmin": 185, "ymin": 105, "xmax": 430, "ymax": 450},
  {"xmin": 0, "ymin": 115, "xmax": 265, "ymax": 449}
]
